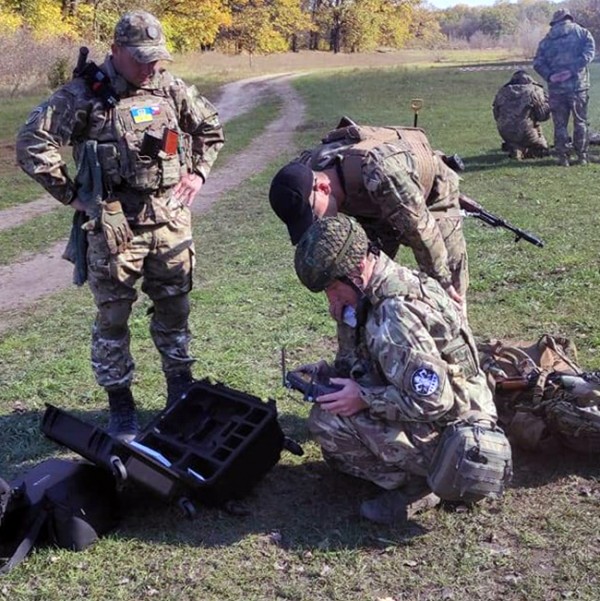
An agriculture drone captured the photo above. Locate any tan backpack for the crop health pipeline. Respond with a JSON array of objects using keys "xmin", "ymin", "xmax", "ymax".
[{"xmin": 479, "ymin": 334, "xmax": 600, "ymax": 453}]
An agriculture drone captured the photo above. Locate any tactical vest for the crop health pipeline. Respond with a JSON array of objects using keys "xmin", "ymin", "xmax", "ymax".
[
  {"xmin": 84, "ymin": 84, "xmax": 192, "ymax": 195},
  {"xmin": 312, "ymin": 125, "xmax": 437, "ymax": 200}
]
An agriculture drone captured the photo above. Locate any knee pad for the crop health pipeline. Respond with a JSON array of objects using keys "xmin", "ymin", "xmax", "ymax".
[
  {"xmin": 152, "ymin": 294, "xmax": 190, "ymax": 330},
  {"xmin": 96, "ymin": 300, "xmax": 132, "ymax": 339}
]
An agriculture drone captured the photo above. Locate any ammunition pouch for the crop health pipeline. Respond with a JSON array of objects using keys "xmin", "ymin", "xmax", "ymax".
[{"xmin": 442, "ymin": 333, "xmax": 478, "ymax": 380}]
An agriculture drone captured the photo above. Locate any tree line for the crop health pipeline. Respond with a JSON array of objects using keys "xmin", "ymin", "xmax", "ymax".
[{"xmin": 0, "ymin": 0, "xmax": 598, "ymax": 56}]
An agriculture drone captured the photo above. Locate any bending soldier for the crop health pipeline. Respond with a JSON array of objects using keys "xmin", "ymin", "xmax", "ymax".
[
  {"xmin": 269, "ymin": 123, "xmax": 468, "ymax": 305},
  {"xmin": 492, "ymin": 70, "xmax": 550, "ymax": 159},
  {"xmin": 291, "ymin": 215, "xmax": 506, "ymax": 524},
  {"xmin": 16, "ymin": 11, "xmax": 224, "ymax": 440}
]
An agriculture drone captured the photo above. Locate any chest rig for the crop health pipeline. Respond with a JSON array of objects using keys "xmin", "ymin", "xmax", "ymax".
[{"xmin": 90, "ymin": 86, "xmax": 191, "ymax": 195}]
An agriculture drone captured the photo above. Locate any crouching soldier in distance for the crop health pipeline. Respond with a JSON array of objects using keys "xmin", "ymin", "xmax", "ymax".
[
  {"xmin": 493, "ymin": 70, "xmax": 550, "ymax": 160},
  {"xmin": 291, "ymin": 215, "xmax": 511, "ymax": 524}
]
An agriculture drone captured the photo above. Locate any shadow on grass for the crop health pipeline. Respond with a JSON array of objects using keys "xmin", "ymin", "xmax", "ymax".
[
  {"xmin": 3, "ymin": 406, "xmax": 599, "ymax": 553},
  {"xmin": 510, "ymin": 440, "xmax": 600, "ymax": 492},
  {"xmin": 118, "ymin": 459, "xmax": 430, "ymax": 551},
  {"xmin": 461, "ymin": 151, "xmax": 558, "ymax": 173}
]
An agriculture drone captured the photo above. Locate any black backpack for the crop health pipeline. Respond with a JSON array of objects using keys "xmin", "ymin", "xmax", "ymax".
[{"xmin": 0, "ymin": 458, "xmax": 120, "ymax": 574}]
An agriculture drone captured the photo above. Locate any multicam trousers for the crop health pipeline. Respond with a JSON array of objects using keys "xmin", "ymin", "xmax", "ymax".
[
  {"xmin": 550, "ymin": 90, "xmax": 589, "ymax": 157},
  {"xmin": 87, "ymin": 206, "xmax": 196, "ymax": 389},
  {"xmin": 308, "ymin": 404, "xmax": 440, "ymax": 490}
]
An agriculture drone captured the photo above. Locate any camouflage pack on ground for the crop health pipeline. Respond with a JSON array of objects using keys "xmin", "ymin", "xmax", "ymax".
[{"xmin": 479, "ymin": 334, "xmax": 600, "ymax": 453}]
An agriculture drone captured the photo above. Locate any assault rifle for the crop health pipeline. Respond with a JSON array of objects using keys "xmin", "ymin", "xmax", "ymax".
[
  {"xmin": 495, "ymin": 370, "xmax": 600, "ymax": 407},
  {"xmin": 73, "ymin": 46, "xmax": 119, "ymax": 109},
  {"xmin": 280, "ymin": 349, "xmax": 342, "ymax": 402},
  {"xmin": 459, "ymin": 194, "xmax": 544, "ymax": 248}
]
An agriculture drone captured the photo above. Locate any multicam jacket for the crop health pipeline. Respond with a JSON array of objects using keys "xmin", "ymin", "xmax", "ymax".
[
  {"xmin": 492, "ymin": 79, "xmax": 550, "ymax": 143},
  {"xmin": 352, "ymin": 253, "xmax": 496, "ymax": 423},
  {"xmin": 298, "ymin": 125, "xmax": 454, "ymax": 288},
  {"xmin": 16, "ymin": 57, "xmax": 224, "ymax": 225},
  {"xmin": 533, "ymin": 20, "xmax": 596, "ymax": 94}
]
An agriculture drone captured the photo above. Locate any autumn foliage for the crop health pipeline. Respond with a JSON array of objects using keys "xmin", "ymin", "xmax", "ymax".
[{"xmin": 0, "ymin": 0, "xmax": 432, "ymax": 55}]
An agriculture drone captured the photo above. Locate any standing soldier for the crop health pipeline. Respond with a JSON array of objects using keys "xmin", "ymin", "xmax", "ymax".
[
  {"xmin": 269, "ymin": 122, "xmax": 468, "ymax": 304},
  {"xmin": 492, "ymin": 70, "xmax": 550, "ymax": 160},
  {"xmin": 534, "ymin": 9, "xmax": 596, "ymax": 166},
  {"xmin": 16, "ymin": 11, "xmax": 224, "ymax": 440}
]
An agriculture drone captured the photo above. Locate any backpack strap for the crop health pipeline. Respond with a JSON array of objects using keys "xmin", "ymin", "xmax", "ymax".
[{"xmin": 0, "ymin": 508, "xmax": 48, "ymax": 575}]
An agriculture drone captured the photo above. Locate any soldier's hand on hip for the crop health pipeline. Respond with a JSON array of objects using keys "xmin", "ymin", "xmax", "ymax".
[
  {"xmin": 70, "ymin": 198, "xmax": 87, "ymax": 212},
  {"xmin": 549, "ymin": 70, "xmax": 572, "ymax": 83},
  {"xmin": 173, "ymin": 173, "xmax": 203, "ymax": 207}
]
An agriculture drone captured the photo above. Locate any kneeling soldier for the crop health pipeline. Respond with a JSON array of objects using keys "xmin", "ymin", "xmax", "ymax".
[{"xmin": 292, "ymin": 215, "xmax": 510, "ymax": 524}]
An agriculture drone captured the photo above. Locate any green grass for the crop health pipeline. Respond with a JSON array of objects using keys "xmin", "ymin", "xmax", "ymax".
[{"xmin": 2, "ymin": 61, "xmax": 600, "ymax": 600}]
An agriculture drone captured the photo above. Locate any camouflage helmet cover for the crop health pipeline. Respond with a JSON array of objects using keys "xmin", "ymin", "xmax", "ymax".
[
  {"xmin": 550, "ymin": 8, "xmax": 573, "ymax": 26},
  {"xmin": 294, "ymin": 215, "xmax": 369, "ymax": 292},
  {"xmin": 114, "ymin": 10, "xmax": 172, "ymax": 63}
]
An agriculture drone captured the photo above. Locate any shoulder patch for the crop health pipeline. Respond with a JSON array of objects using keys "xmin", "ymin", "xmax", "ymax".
[
  {"xmin": 25, "ymin": 104, "xmax": 46, "ymax": 126},
  {"xmin": 411, "ymin": 367, "xmax": 440, "ymax": 396}
]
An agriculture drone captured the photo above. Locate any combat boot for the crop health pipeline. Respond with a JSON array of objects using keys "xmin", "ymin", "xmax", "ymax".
[
  {"xmin": 557, "ymin": 154, "xmax": 570, "ymax": 167},
  {"xmin": 578, "ymin": 153, "xmax": 589, "ymax": 166},
  {"xmin": 360, "ymin": 485, "xmax": 440, "ymax": 525},
  {"xmin": 107, "ymin": 387, "xmax": 139, "ymax": 442},
  {"xmin": 166, "ymin": 369, "xmax": 194, "ymax": 408}
]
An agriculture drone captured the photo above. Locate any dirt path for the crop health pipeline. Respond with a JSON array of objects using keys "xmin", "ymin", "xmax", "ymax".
[{"xmin": 0, "ymin": 73, "xmax": 305, "ymax": 334}]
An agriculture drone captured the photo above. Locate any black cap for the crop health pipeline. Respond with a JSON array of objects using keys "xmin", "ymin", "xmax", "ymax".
[{"xmin": 269, "ymin": 162, "xmax": 314, "ymax": 245}]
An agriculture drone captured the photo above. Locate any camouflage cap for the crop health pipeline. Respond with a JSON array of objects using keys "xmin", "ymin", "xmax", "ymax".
[
  {"xmin": 114, "ymin": 11, "xmax": 172, "ymax": 63},
  {"xmin": 550, "ymin": 8, "xmax": 573, "ymax": 26},
  {"xmin": 294, "ymin": 215, "xmax": 368, "ymax": 292}
]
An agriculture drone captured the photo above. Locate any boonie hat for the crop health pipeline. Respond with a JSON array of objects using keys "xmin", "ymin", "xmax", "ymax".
[
  {"xmin": 114, "ymin": 11, "xmax": 172, "ymax": 63},
  {"xmin": 550, "ymin": 9, "xmax": 573, "ymax": 26},
  {"xmin": 269, "ymin": 162, "xmax": 315, "ymax": 245}
]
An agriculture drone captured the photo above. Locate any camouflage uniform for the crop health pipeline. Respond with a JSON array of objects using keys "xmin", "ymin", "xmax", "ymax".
[
  {"xmin": 298, "ymin": 125, "xmax": 467, "ymax": 296},
  {"xmin": 533, "ymin": 12, "xmax": 596, "ymax": 162},
  {"xmin": 308, "ymin": 253, "xmax": 496, "ymax": 489},
  {"xmin": 492, "ymin": 71, "xmax": 550, "ymax": 159},
  {"xmin": 16, "ymin": 15, "xmax": 224, "ymax": 394}
]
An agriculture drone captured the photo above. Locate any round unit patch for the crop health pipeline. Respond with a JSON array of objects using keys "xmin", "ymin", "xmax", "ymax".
[
  {"xmin": 146, "ymin": 26, "xmax": 159, "ymax": 39},
  {"xmin": 411, "ymin": 367, "xmax": 440, "ymax": 396}
]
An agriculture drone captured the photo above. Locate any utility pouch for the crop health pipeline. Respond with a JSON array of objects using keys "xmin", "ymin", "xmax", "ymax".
[
  {"xmin": 122, "ymin": 132, "xmax": 160, "ymax": 191},
  {"xmin": 96, "ymin": 143, "xmax": 122, "ymax": 188},
  {"xmin": 442, "ymin": 335, "xmax": 478, "ymax": 380},
  {"xmin": 427, "ymin": 416, "xmax": 512, "ymax": 502},
  {"xmin": 140, "ymin": 131, "xmax": 163, "ymax": 159}
]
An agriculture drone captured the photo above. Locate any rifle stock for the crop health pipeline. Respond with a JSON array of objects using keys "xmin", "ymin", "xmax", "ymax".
[{"xmin": 459, "ymin": 194, "xmax": 544, "ymax": 248}]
